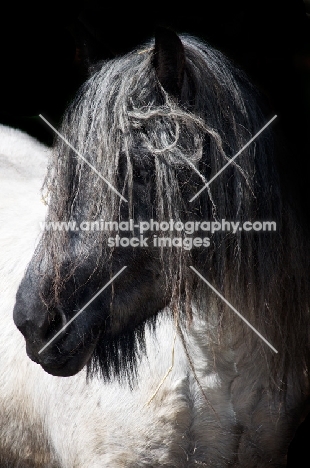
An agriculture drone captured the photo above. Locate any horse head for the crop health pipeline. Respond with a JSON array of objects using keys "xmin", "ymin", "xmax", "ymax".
[{"xmin": 13, "ymin": 28, "xmax": 310, "ymax": 397}]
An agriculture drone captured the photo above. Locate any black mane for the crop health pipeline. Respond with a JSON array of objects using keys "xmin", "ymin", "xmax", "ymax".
[{"xmin": 37, "ymin": 34, "xmax": 310, "ymax": 387}]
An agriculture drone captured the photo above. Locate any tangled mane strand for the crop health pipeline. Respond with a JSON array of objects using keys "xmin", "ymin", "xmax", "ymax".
[{"xmin": 40, "ymin": 35, "xmax": 310, "ymax": 387}]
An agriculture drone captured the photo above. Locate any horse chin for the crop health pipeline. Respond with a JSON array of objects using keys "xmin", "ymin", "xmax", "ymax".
[
  {"xmin": 41, "ymin": 354, "xmax": 88, "ymax": 377},
  {"xmin": 26, "ymin": 332, "xmax": 101, "ymax": 377}
]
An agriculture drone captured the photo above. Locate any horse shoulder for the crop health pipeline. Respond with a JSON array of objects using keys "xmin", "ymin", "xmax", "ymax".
[{"xmin": 0, "ymin": 126, "xmax": 55, "ymax": 466}]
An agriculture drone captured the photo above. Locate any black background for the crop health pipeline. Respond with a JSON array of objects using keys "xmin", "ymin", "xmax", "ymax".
[{"xmin": 1, "ymin": 1, "xmax": 310, "ymax": 464}]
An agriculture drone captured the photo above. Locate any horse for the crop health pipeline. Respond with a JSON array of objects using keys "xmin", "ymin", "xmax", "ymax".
[
  {"xmin": 3, "ymin": 27, "xmax": 310, "ymax": 466},
  {"xmin": 0, "ymin": 124, "xmax": 194, "ymax": 467}
]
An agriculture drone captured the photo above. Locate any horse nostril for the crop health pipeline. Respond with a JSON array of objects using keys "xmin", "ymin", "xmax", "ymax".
[{"xmin": 43, "ymin": 307, "xmax": 67, "ymax": 341}]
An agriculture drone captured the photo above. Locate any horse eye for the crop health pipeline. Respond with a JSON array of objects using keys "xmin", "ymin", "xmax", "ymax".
[
  {"xmin": 139, "ymin": 169, "xmax": 149, "ymax": 178},
  {"xmin": 133, "ymin": 167, "xmax": 149, "ymax": 180}
]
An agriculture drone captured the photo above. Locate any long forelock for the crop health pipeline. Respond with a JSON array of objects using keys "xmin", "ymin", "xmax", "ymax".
[{"xmin": 41, "ymin": 35, "xmax": 310, "ymax": 386}]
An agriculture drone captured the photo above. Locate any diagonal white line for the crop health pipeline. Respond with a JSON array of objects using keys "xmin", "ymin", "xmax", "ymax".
[
  {"xmin": 189, "ymin": 115, "xmax": 277, "ymax": 202},
  {"xmin": 39, "ymin": 114, "xmax": 128, "ymax": 203},
  {"xmin": 38, "ymin": 266, "xmax": 127, "ymax": 354},
  {"xmin": 190, "ymin": 266, "xmax": 278, "ymax": 353}
]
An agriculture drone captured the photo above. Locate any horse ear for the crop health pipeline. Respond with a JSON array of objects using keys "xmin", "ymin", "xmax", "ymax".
[{"xmin": 153, "ymin": 27, "xmax": 185, "ymax": 98}]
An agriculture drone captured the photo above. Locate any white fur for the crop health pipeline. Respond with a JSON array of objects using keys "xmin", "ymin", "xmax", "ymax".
[{"xmin": 0, "ymin": 125, "xmax": 282, "ymax": 466}]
